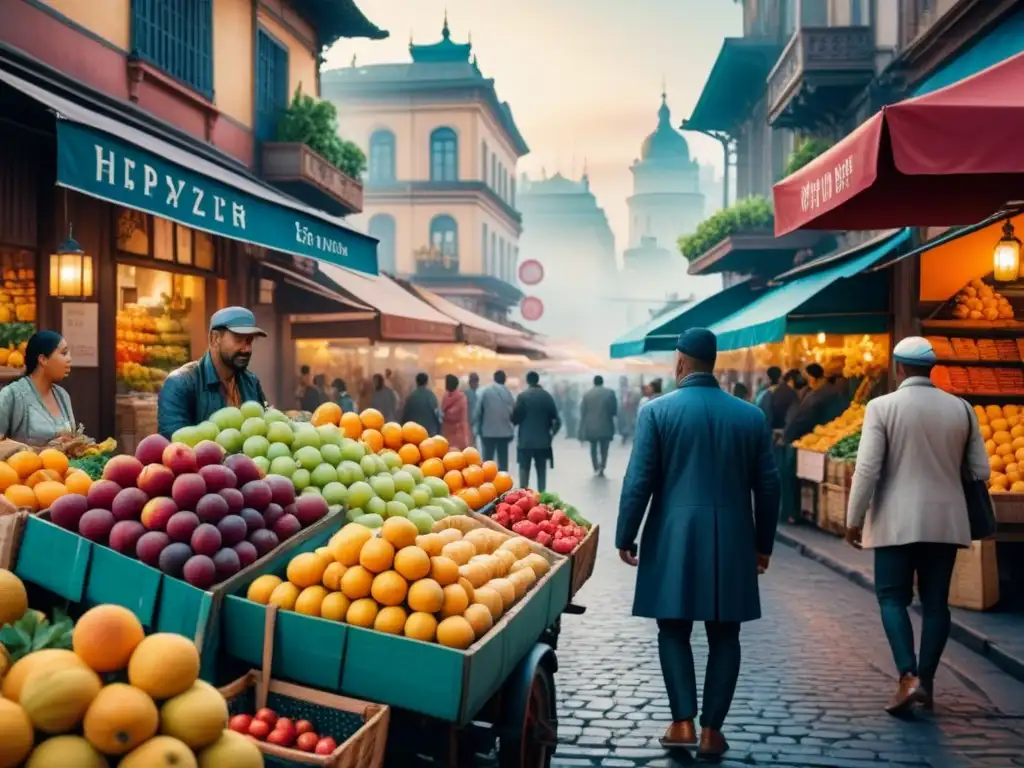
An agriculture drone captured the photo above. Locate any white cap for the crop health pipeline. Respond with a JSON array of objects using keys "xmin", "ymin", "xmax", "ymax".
[{"xmin": 893, "ymin": 336, "xmax": 936, "ymax": 366}]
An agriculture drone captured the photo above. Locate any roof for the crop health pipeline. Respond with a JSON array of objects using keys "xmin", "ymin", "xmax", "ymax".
[
  {"xmin": 686, "ymin": 37, "xmax": 782, "ymax": 133},
  {"xmin": 318, "ymin": 265, "xmax": 457, "ymax": 326},
  {"xmin": 410, "ymin": 14, "xmax": 472, "ymax": 63},
  {"xmin": 294, "ymin": 0, "xmax": 388, "ymax": 47},
  {"xmin": 641, "ymin": 93, "xmax": 690, "ymax": 161}
]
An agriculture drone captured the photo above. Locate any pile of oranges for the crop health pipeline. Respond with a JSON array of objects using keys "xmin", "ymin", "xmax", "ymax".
[
  {"xmin": 0, "ymin": 449, "xmax": 92, "ymax": 512},
  {"xmin": 310, "ymin": 404, "xmax": 514, "ymax": 510}
]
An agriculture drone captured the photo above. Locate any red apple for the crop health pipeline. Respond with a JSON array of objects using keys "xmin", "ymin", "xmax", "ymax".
[
  {"xmin": 228, "ymin": 714, "xmax": 252, "ymax": 734},
  {"xmin": 254, "ymin": 708, "xmax": 278, "ymax": 727},
  {"xmin": 295, "ymin": 719, "xmax": 315, "ymax": 735},
  {"xmin": 296, "ymin": 732, "xmax": 319, "ymax": 752},
  {"xmin": 267, "ymin": 727, "xmax": 295, "ymax": 748},
  {"xmin": 248, "ymin": 719, "xmax": 271, "ymax": 740},
  {"xmin": 314, "ymin": 737, "xmax": 337, "ymax": 755}
]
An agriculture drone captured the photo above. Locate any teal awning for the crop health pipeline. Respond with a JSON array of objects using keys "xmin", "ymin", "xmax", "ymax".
[
  {"xmin": 609, "ymin": 281, "xmax": 759, "ymax": 359},
  {"xmin": 710, "ymin": 229, "xmax": 910, "ymax": 351}
]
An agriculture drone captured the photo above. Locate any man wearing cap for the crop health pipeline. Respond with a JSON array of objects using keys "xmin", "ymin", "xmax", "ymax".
[
  {"xmin": 846, "ymin": 336, "xmax": 989, "ymax": 715},
  {"xmin": 157, "ymin": 307, "xmax": 269, "ymax": 438},
  {"xmin": 616, "ymin": 328, "xmax": 780, "ymax": 758}
]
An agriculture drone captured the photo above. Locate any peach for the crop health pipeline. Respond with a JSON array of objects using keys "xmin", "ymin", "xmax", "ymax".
[
  {"xmin": 110, "ymin": 520, "xmax": 146, "ymax": 555},
  {"xmin": 86, "ymin": 480, "xmax": 121, "ymax": 511},
  {"xmin": 190, "ymin": 523, "xmax": 222, "ymax": 557},
  {"xmin": 218, "ymin": 488, "xmax": 244, "ymax": 515},
  {"xmin": 141, "ymin": 497, "xmax": 178, "ymax": 531},
  {"xmin": 162, "ymin": 443, "xmax": 198, "ymax": 476},
  {"xmin": 183, "ymin": 554, "xmax": 216, "ymax": 588},
  {"xmin": 196, "ymin": 493, "xmax": 229, "ymax": 524},
  {"xmin": 138, "ymin": 464, "xmax": 175, "ymax": 498},
  {"xmin": 264, "ymin": 475, "xmax": 295, "ymax": 507},
  {"xmin": 103, "ymin": 455, "xmax": 144, "ymax": 488},
  {"xmin": 111, "ymin": 487, "xmax": 148, "ymax": 522},
  {"xmin": 194, "ymin": 440, "xmax": 226, "ymax": 468},
  {"xmin": 135, "ymin": 434, "xmax": 170, "ymax": 466},
  {"xmin": 199, "ymin": 464, "xmax": 236, "ymax": 493},
  {"xmin": 136, "ymin": 531, "xmax": 170, "ymax": 566},
  {"xmin": 49, "ymin": 493, "xmax": 89, "ymax": 531},
  {"xmin": 224, "ymin": 455, "xmax": 261, "ymax": 486},
  {"xmin": 166, "ymin": 511, "xmax": 200, "ymax": 543},
  {"xmin": 241, "ymin": 480, "xmax": 272, "ymax": 512},
  {"xmin": 171, "ymin": 473, "xmax": 207, "ymax": 512},
  {"xmin": 294, "ymin": 495, "xmax": 329, "ymax": 527},
  {"xmin": 79, "ymin": 508, "xmax": 116, "ymax": 542}
]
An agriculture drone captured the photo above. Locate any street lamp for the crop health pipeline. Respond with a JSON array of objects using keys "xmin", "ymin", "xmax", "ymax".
[{"xmin": 680, "ymin": 119, "xmax": 734, "ymax": 211}]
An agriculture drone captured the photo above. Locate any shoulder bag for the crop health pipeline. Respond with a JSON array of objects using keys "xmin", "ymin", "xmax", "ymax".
[{"xmin": 960, "ymin": 400, "xmax": 997, "ymax": 540}]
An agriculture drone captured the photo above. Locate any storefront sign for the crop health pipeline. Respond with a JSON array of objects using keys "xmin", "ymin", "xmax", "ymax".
[
  {"xmin": 61, "ymin": 302, "xmax": 99, "ymax": 367},
  {"xmin": 799, "ymin": 155, "xmax": 854, "ymax": 214},
  {"xmin": 55, "ymin": 122, "xmax": 378, "ymax": 276}
]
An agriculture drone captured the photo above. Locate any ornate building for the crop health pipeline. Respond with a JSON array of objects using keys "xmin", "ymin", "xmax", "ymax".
[
  {"xmin": 321, "ymin": 15, "xmax": 528, "ymax": 320},
  {"xmin": 516, "ymin": 170, "xmax": 618, "ymax": 350}
]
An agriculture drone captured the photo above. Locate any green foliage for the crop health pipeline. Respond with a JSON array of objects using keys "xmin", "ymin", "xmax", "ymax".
[
  {"xmin": 0, "ymin": 608, "xmax": 75, "ymax": 662},
  {"xmin": 276, "ymin": 88, "xmax": 367, "ymax": 180},
  {"xmin": 785, "ymin": 137, "xmax": 834, "ymax": 176},
  {"xmin": 678, "ymin": 196, "xmax": 774, "ymax": 262}
]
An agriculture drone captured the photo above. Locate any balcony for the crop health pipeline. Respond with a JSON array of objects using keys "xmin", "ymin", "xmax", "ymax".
[
  {"xmin": 260, "ymin": 142, "xmax": 364, "ymax": 216},
  {"xmin": 767, "ymin": 26, "xmax": 876, "ymax": 129}
]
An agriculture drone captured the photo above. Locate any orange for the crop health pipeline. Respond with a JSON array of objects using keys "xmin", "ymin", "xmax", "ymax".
[
  {"xmin": 0, "ymin": 462, "xmax": 18, "ymax": 492},
  {"xmin": 477, "ymin": 482, "xmax": 497, "ymax": 506},
  {"xmin": 359, "ymin": 408, "xmax": 385, "ymax": 431},
  {"xmin": 443, "ymin": 451, "xmax": 467, "ymax": 472},
  {"xmin": 39, "ymin": 448, "xmax": 70, "ymax": 476},
  {"xmin": 480, "ymin": 460, "xmax": 498, "ymax": 482},
  {"xmin": 311, "ymin": 401, "xmax": 342, "ymax": 427},
  {"xmin": 462, "ymin": 447, "xmax": 482, "ymax": 467},
  {"xmin": 419, "ymin": 438, "xmax": 443, "ymax": 461},
  {"xmin": 397, "ymin": 443, "xmax": 421, "ymax": 465},
  {"xmin": 340, "ymin": 411, "xmax": 364, "ymax": 439},
  {"xmin": 64, "ymin": 470, "xmax": 93, "ymax": 496},
  {"xmin": 402, "ymin": 422, "xmax": 428, "ymax": 446},
  {"xmin": 421, "ymin": 458, "xmax": 445, "ymax": 478},
  {"xmin": 34, "ymin": 480, "xmax": 68, "ymax": 511},
  {"xmin": 381, "ymin": 422, "xmax": 404, "ymax": 450},
  {"xmin": 5, "ymin": 484, "xmax": 37, "ymax": 511},
  {"xmin": 7, "ymin": 451, "xmax": 42, "ymax": 480},
  {"xmin": 73, "ymin": 604, "xmax": 145, "ymax": 673},
  {"xmin": 462, "ymin": 465, "xmax": 485, "ymax": 488},
  {"xmin": 25, "ymin": 469, "xmax": 61, "ymax": 488},
  {"xmin": 443, "ymin": 469, "xmax": 465, "ymax": 493},
  {"xmin": 493, "ymin": 471, "xmax": 513, "ymax": 494},
  {"xmin": 361, "ymin": 429, "xmax": 384, "ymax": 454},
  {"xmin": 433, "ymin": 435, "xmax": 450, "ymax": 456},
  {"xmin": 457, "ymin": 487, "xmax": 482, "ymax": 511}
]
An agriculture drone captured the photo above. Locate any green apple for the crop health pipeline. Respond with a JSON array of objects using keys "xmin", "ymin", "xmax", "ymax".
[
  {"xmin": 354, "ymin": 513, "xmax": 384, "ymax": 529},
  {"xmin": 264, "ymin": 408, "xmax": 288, "ymax": 424},
  {"xmin": 320, "ymin": 443, "xmax": 343, "ymax": 467},
  {"xmin": 337, "ymin": 461, "xmax": 363, "ymax": 485},
  {"xmin": 215, "ymin": 428, "xmax": 244, "ymax": 454},
  {"xmin": 266, "ymin": 421, "xmax": 294, "ymax": 445},
  {"xmin": 410, "ymin": 485, "xmax": 432, "ymax": 508},
  {"xmin": 340, "ymin": 439, "xmax": 365, "ymax": 463},
  {"xmin": 195, "ymin": 421, "xmax": 219, "ymax": 442},
  {"xmin": 292, "ymin": 425, "xmax": 321, "ymax": 450},
  {"xmin": 379, "ymin": 450, "xmax": 401, "ymax": 470},
  {"xmin": 252, "ymin": 456, "xmax": 271, "ymax": 475},
  {"xmin": 301, "ymin": 486, "xmax": 321, "ymax": 496},
  {"xmin": 266, "ymin": 442, "xmax": 292, "ymax": 461},
  {"xmin": 435, "ymin": 498, "xmax": 458, "ymax": 517},
  {"xmin": 393, "ymin": 491, "xmax": 416, "ymax": 511},
  {"xmin": 421, "ymin": 505, "xmax": 447, "ymax": 522},
  {"xmin": 449, "ymin": 496, "xmax": 470, "ymax": 515},
  {"xmin": 210, "ymin": 406, "xmax": 244, "ymax": 432},
  {"xmin": 359, "ymin": 455, "xmax": 378, "ymax": 478},
  {"xmin": 374, "ymin": 456, "xmax": 390, "ymax": 475},
  {"xmin": 311, "ymin": 462, "xmax": 338, "ymax": 488},
  {"xmin": 317, "ymin": 424, "xmax": 343, "ymax": 447},
  {"xmin": 243, "ymin": 435, "xmax": 270, "ymax": 458},
  {"xmin": 171, "ymin": 426, "xmax": 200, "ymax": 447},
  {"xmin": 294, "ymin": 446, "xmax": 323, "ymax": 472},
  {"xmin": 369, "ymin": 474, "xmax": 396, "ymax": 502},
  {"xmin": 385, "ymin": 500, "xmax": 409, "ymax": 518},
  {"xmin": 408, "ymin": 509, "xmax": 435, "ymax": 535},
  {"xmin": 292, "ymin": 468, "xmax": 311, "ymax": 491},
  {"xmin": 391, "ymin": 470, "xmax": 415, "ymax": 494},
  {"xmin": 402, "ymin": 464, "xmax": 424, "ymax": 484},
  {"xmin": 424, "ymin": 476, "xmax": 450, "ymax": 498},
  {"xmin": 322, "ymin": 482, "xmax": 349, "ymax": 506},
  {"xmin": 365, "ymin": 496, "xmax": 387, "ymax": 518},
  {"xmin": 240, "ymin": 417, "xmax": 268, "ymax": 439},
  {"xmin": 347, "ymin": 481, "xmax": 374, "ymax": 510},
  {"xmin": 346, "ymin": 506, "xmax": 363, "ymax": 523},
  {"xmin": 240, "ymin": 400, "xmax": 265, "ymax": 420},
  {"xmin": 269, "ymin": 456, "xmax": 297, "ymax": 478}
]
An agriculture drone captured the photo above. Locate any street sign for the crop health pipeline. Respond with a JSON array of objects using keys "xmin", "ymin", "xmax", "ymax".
[
  {"xmin": 518, "ymin": 259, "xmax": 544, "ymax": 286},
  {"xmin": 520, "ymin": 296, "xmax": 544, "ymax": 322}
]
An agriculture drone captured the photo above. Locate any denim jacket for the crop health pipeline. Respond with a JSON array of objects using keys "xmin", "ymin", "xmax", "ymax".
[{"xmin": 157, "ymin": 353, "xmax": 267, "ymax": 438}]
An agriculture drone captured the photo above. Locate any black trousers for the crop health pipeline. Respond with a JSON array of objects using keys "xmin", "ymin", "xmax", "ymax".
[
  {"xmin": 518, "ymin": 450, "xmax": 548, "ymax": 492},
  {"xmin": 656, "ymin": 619, "xmax": 741, "ymax": 729},
  {"xmin": 481, "ymin": 437, "xmax": 511, "ymax": 472},
  {"xmin": 874, "ymin": 542, "xmax": 958, "ymax": 688},
  {"xmin": 589, "ymin": 439, "xmax": 610, "ymax": 471}
]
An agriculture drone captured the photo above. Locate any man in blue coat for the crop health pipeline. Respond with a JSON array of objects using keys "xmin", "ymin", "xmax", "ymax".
[{"xmin": 616, "ymin": 328, "xmax": 780, "ymax": 758}]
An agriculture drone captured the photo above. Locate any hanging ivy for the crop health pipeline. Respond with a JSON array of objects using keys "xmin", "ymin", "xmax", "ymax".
[
  {"xmin": 678, "ymin": 196, "xmax": 774, "ymax": 262},
  {"xmin": 276, "ymin": 87, "xmax": 367, "ymax": 180},
  {"xmin": 785, "ymin": 138, "xmax": 834, "ymax": 176}
]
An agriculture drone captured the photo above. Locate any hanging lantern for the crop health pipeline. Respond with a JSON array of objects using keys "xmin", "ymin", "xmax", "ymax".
[
  {"xmin": 49, "ymin": 230, "xmax": 94, "ymax": 298},
  {"xmin": 993, "ymin": 219, "xmax": 1021, "ymax": 283}
]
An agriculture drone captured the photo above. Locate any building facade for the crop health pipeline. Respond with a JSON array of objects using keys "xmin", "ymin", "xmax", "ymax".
[
  {"xmin": 322, "ymin": 17, "xmax": 529, "ymax": 322},
  {"xmin": 515, "ymin": 171, "xmax": 618, "ymax": 350}
]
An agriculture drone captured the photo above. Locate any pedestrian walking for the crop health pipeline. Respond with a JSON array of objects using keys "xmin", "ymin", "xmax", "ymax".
[
  {"xmin": 782, "ymin": 363, "xmax": 842, "ymax": 443},
  {"xmin": 732, "ymin": 382, "xmax": 750, "ymax": 402},
  {"xmin": 616, "ymin": 328, "xmax": 780, "ymax": 758},
  {"xmin": 400, "ymin": 372, "xmax": 441, "ymax": 436},
  {"xmin": 299, "ymin": 372, "xmax": 325, "ymax": 413},
  {"xmin": 845, "ymin": 337, "xmax": 990, "ymax": 715},
  {"xmin": 440, "ymin": 374, "xmax": 471, "ymax": 450},
  {"xmin": 331, "ymin": 378, "xmax": 356, "ymax": 414},
  {"xmin": 463, "ymin": 372, "xmax": 480, "ymax": 446},
  {"xmin": 579, "ymin": 375, "xmax": 617, "ymax": 476},
  {"xmin": 473, "ymin": 370, "xmax": 515, "ymax": 471},
  {"xmin": 511, "ymin": 371, "xmax": 561, "ymax": 491},
  {"xmin": 370, "ymin": 373, "xmax": 400, "ymax": 422}
]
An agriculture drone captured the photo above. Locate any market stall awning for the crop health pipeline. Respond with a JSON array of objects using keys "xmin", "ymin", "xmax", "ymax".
[
  {"xmin": 709, "ymin": 229, "xmax": 910, "ymax": 351},
  {"xmin": 0, "ymin": 67, "xmax": 379, "ymax": 275},
  {"xmin": 609, "ymin": 282, "xmax": 760, "ymax": 359},
  {"xmin": 685, "ymin": 38, "xmax": 783, "ymax": 132},
  {"xmin": 316, "ymin": 264, "xmax": 458, "ymax": 343},
  {"xmin": 259, "ymin": 260, "xmax": 371, "ymax": 312},
  {"xmin": 772, "ymin": 51, "xmax": 1024, "ymax": 237},
  {"xmin": 398, "ymin": 280, "xmax": 531, "ymax": 351}
]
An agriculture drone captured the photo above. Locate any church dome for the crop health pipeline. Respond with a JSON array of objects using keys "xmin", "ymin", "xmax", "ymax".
[{"xmin": 640, "ymin": 93, "xmax": 690, "ymax": 161}]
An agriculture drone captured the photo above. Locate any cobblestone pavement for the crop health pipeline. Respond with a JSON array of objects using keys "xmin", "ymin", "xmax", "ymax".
[{"xmin": 546, "ymin": 439, "xmax": 1024, "ymax": 768}]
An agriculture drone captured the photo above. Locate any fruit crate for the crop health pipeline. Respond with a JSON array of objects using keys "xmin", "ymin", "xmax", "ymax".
[
  {"xmin": 948, "ymin": 540, "xmax": 1000, "ymax": 611},
  {"xmin": 796, "ymin": 449, "xmax": 826, "ymax": 482},
  {"xmin": 819, "ymin": 483, "xmax": 848, "ymax": 536},
  {"xmin": 993, "ymin": 493, "xmax": 1024, "ymax": 525},
  {"xmin": 221, "ymin": 606, "xmax": 390, "ymax": 768},
  {"xmin": 220, "ymin": 523, "xmax": 571, "ymax": 726},
  {"xmin": 0, "ymin": 508, "xmax": 28, "ymax": 569},
  {"xmin": 11, "ymin": 508, "xmax": 346, "ymax": 676}
]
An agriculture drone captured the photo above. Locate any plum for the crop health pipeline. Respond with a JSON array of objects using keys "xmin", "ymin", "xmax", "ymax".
[
  {"xmin": 158, "ymin": 542, "xmax": 193, "ymax": 577},
  {"xmin": 217, "ymin": 515, "xmax": 248, "ymax": 546},
  {"xmin": 86, "ymin": 480, "xmax": 121, "ymax": 511},
  {"xmin": 271, "ymin": 514, "xmax": 301, "ymax": 541},
  {"xmin": 183, "ymin": 554, "xmax": 216, "ymax": 588},
  {"xmin": 293, "ymin": 495, "xmax": 329, "ymax": 527},
  {"xmin": 194, "ymin": 440, "xmax": 226, "ymax": 468},
  {"xmin": 239, "ymin": 508, "xmax": 266, "ymax": 533},
  {"xmin": 136, "ymin": 531, "xmax": 170, "ymax": 567},
  {"xmin": 218, "ymin": 487, "xmax": 245, "ymax": 515},
  {"xmin": 111, "ymin": 487, "xmax": 148, "ymax": 522},
  {"xmin": 213, "ymin": 548, "xmax": 241, "ymax": 580},
  {"xmin": 191, "ymin": 523, "xmax": 222, "ymax": 557},
  {"xmin": 171, "ymin": 473, "xmax": 207, "ymax": 512},
  {"xmin": 49, "ymin": 493, "xmax": 89, "ymax": 531},
  {"xmin": 240, "ymin": 480, "xmax": 272, "ymax": 512},
  {"xmin": 232, "ymin": 540, "xmax": 258, "ymax": 568},
  {"xmin": 224, "ymin": 454, "xmax": 262, "ymax": 486},
  {"xmin": 166, "ymin": 511, "xmax": 201, "ymax": 543},
  {"xmin": 109, "ymin": 520, "xmax": 146, "ymax": 555},
  {"xmin": 264, "ymin": 474, "xmax": 296, "ymax": 507},
  {"xmin": 199, "ymin": 464, "xmax": 237, "ymax": 493},
  {"xmin": 135, "ymin": 434, "xmax": 171, "ymax": 466},
  {"xmin": 262, "ymin": 503, "xmax": 285, "ymax": 528},
  {"xmin": 196, "ymin": 493, "xmax": 230, "ymax": 524},
  {"xmin": 248, "ymin": 528, "xmax": 279, "ymax": 557},
  {"xmin": 79, "ymin": 509, "xmax": 116, "ymax": 543}
]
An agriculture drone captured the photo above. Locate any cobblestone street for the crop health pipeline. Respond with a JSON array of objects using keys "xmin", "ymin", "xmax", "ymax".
[{"xmin": 546, "ymin": 439, "xmax": 1024, "ymax": 768}]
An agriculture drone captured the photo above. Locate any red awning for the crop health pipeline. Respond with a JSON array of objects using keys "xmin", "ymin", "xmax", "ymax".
[{"xmin": 773, "ymin": 51, "xmax": 1024, "ymax": 237}]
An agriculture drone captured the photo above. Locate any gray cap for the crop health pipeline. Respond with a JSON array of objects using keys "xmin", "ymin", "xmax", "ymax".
[
  {"xmin": 209, "ymin": 306, "xmax": 266, "ymax": 336},
  {"xmin": 892, "ymin": 336, "xmax": 936, "ymax": 366}
]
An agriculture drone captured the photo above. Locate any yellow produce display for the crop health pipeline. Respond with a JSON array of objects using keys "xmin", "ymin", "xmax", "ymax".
[
  {"xmin": 974, "ymin": 404, "xmax": 1024, "ymax": 493},
  {"xmin": 793, "ymin": 402, "xmax": 866, "ymax": 453},
  {"xmin": 247, "ymin": 519, "xmax": 551, "ymax": 648},
  {"xmin": 952, "ymin": 279, "xmax": 1015, "ymax": 321}
]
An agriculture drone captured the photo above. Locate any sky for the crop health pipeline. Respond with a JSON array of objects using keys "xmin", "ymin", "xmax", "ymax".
[{"xmin": 323, "ymin": 0, "xmax": 742, "ymax": 251}]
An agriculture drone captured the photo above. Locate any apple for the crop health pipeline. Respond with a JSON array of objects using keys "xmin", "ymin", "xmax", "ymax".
[
  {"xmin": 266, "ymin": 421, "xmax": 294, "ymax": 445},
  {"xmin": 296, "ymin": 732, "xmax": 319, "ymax": 752},
  {"xmin": 215, "ymin": 428, "xmax": 244, "ymax": 455},
  {"xmin": 314, "ymin": 737, "xmax": 337, "ymax": 755},
  {"xmin": 243, "ymin": 435, "xmax": 270, "ymax": 458},
  {"xmin": 210, "ymin": 406, "xmax": 244, "ymax": 432},
  {"xmin": 255, "ymin": 708, "xmax": 278, "ymax": 727},
  {"xmin": 229, "ymin": 714, "xmax": 252, "ymax": 734},
  {"xmin": 248, "ymin": 720, "xmax": 271, "ymax": 741},
  {"xmin": 295, "ymin": 720, "xmax": 314, "ymax": 735},
  {"xmin": 240, "ymin": 400, "xmax": 265, "ymax": 419}
]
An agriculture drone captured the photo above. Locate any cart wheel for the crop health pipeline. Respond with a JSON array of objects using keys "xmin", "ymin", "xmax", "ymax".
[
  {"xmin": 499, "ymin": 644, "xmax": 557, "ymax": 768},
  {"xmin": 541, "ymin": 617, "xmax": 560, "ymax": 650}
]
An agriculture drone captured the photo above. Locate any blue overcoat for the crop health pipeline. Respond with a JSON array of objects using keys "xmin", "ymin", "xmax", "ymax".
[{"xmin": 615, "ymin": 373, "xmax": 781, "ymax": 623}]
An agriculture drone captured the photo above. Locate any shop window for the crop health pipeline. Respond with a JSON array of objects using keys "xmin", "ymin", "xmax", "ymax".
[
  {"xmin": 258, "ymin": 278, "xmax": 275, "ymax": 305},
  {"xmin": 131, "ymin": 0, "xmax": 214, "ymax": 98},
  {"xmin": 255, "ymin": 29, "xmax": 289, "ymax": 144},
  {"xmin": 0, "ymin": 247, "xmax": 36, "ymax": 365},
  {"xmin": 481, "ymin": 141, "xmax": 488, "ymax": 185},
  {"xmin": 369, "ymin": 130, "xmax": 396, "ymax": 183},
  {"xmin": 368, "ymin": 214, "xmax": 396, "ymax": 273},
  {"xmin": 430, "ymin": 127, "xmax": 458, "ymax": 182},
  {"xmin": 116, "ymin": 208, "xmax": 218, "ymax": 272},
  {"xmin": 419, "ymin": 215, "xmax": 458, "ymax": 274}
]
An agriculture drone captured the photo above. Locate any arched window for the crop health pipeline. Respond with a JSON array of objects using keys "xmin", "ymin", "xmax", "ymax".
[
  {"xmin": 423, "ymin": 214, "xmax": 458, "ymax": 274},
  {"xmin": 368, "ymin": 130, "xmax": 396, "ymax": 183},
  {"xmin": 430, "ymin": 127, "xmax": 458, "ymax": 181},
  {"xmin": 368, "ymin": 214, "xmax": 396, "ymax": 274}
]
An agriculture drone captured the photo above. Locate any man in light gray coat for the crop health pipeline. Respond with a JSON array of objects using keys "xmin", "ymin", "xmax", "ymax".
[
  {"xmin": 846, "ymin": 336, "xmax": 990, "ymax": 715},
  {"xmin": 474, "ymin": 370, "xmax": 515, "ymax": 471},
  {"xmin": 580, "ymin": 375, "xmax": 618, "ymax": 476}
]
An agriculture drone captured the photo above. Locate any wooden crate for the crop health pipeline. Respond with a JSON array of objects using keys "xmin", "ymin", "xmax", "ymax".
[
  {"xmin": 799, "ymin": 481, "xmax": 818, "ymax": 523},
  {"xmin": 948, "ymin": 540, "xmax": 1000, "ymax": 611},
  {"xmin": 826, "ymin": 458, "xmax": 852, "ymax": 488},
  {"xmin": 819, "ymin": 483, "xmax": 849, "ymax": 535},
  {"xmin": 796, "ymin": 449, "xmax": 826, "ymax": 482},
  {"xmin": 0, "ymin": 509, "xmax": 28, "ymax": 569},
  {"xmin": 993, "ymin": 493, "xmax": 1024, "ymax": 524}
]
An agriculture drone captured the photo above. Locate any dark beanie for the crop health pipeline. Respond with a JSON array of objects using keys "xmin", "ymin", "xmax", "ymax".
[{"xmin": 676, "ymin": 328, "xmax": 717, "ymax": 363}]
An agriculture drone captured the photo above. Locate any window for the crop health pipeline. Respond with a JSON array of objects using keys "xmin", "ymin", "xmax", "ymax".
[
  {"xmin": 116, "ymin": 208, "xmax": 216, "ymax": 271},
  {"xmin": 481, "ymin": 141, "xmax": 488, "ymax": 185},
  {"xmin": 430, "ymin": 127, "xmax": 458, "ymax": 181},
  {"xmin": 801, "ymin": 0, "xmax": 828, "ymax": 26},
  {"xmin": 421, "ymin": 215, "xmax": 458, "ymax": 274},
  {"xmin": 132, "ymin": 0, "xmax": 213, "ymax": 97},
  {"xmin": 369, "ymin": 130, "xmax": 396, "ymax": 183},
  {"xmin": 255, "ymin": 29, "xmax": 288, "ymax": 144},
  {"xmin": 499, "ymin": 167, "xmax": 506, "ymax": 200},
  {"xmin": 850, "ymin": 0, "xmax": 865, "ymax": 25},
  {"xmin": 490, "ymin": 232, "xmax": 497, "ymax": 274},
  {"xmin": 499, "ymin": 239, "xmax": 505, "ymax": 280},
  {"xmin": 368, "ymin": 214, "xmax": 397, "ymax": 273},
  {"xmin": 511, "ymin": 177, "xmax": 516, "ymax": 207},
  {"xmin": 482, "ymin": 223, "xmax": 489, "ymax": 274}
]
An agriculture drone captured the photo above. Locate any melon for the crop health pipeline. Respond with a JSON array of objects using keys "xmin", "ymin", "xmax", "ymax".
[
  {"xmin": 119, "ymin": 735, "xmax": 197, "ymax": 768},
  {"xmin": 159, "ymin": 680, "xmax": 228, "ymax": 750},
  {"xmin": 0, "ymin": 568, "xmax": 28, "ymax": 626},
  {"xmin": 0, "ymin": 698, "xmax": 34, "ymax": 768},
  {"xmin": 20, "ymin": 665, "xmax": 103, "ymax": 733},
  {"xmin": 197, "ymin": 730, "xmax": 264, "ymax": 768},
  {"xmin": 83, "ymin": 683, "xmax": 159, "ymax": 755},
  {"xmin": 2, "ymin": 648, "xmax": 87, "ymax": 702},
  {"xmin": 25, "ymin": 736, "xmax": 108, "ymax": 768},
  {"xmin": 127, "ymin": 633, "xmax": 200, "ymax": 700}
]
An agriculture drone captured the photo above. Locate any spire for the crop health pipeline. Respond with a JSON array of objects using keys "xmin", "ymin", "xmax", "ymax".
[
  {"xmin": 442, "ymin": 8, "xmax": 450, "ymax": 40},
  {"xmin": 350, "ymin": 53, "xmax": 357, "ymax": 67},
  {"xmin": 657, "ymin": 86, "xmax": 671, "ymax": 126}
]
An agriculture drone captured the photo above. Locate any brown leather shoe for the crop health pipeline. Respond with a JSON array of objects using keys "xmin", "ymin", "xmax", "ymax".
[
  {"xmin": 919, "ymin": 682, "xmax": 934, "ymax": 711},
  {"xmin": 697, "ymin": 728, "xmax": 728, "ymax": 757},
  {"xmin": 885, "ymin": 674, "xmax": 923, "ymax": 715},
  {"xmin": 659, "ymin": 720, "xmax": 697, "ymax": 747}
]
